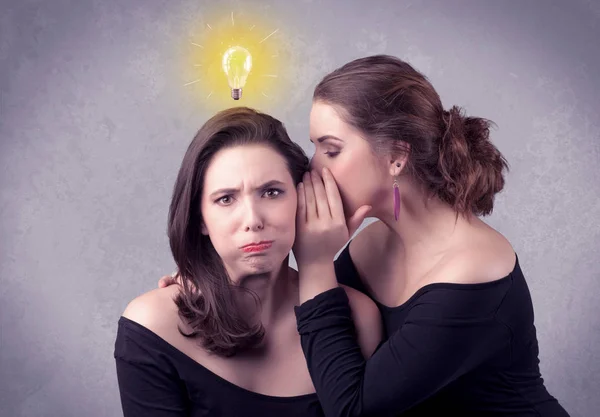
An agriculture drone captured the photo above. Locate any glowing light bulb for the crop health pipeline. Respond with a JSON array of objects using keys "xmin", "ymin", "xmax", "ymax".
[{"xmin": 222, "ymin": 46, "xmax": 252, "ymax": 100}]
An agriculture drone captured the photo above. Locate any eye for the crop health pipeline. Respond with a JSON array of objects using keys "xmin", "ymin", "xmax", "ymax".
[
  {"xmin": 263, "ymin": 188, "xmax": 284, "ymax": 198},
  {"xmin": 324, "ymin": 151, "xmax": 340, "ymax": 158},
  {"xmin": 215, "ymin": 195, "xmax": 234, "ymax": 206}
]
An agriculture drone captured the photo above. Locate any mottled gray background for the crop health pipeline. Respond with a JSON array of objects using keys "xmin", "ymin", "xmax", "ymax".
[{"xmin": 1, "ymin": 0, "xmax": 599, "ymax": 416}]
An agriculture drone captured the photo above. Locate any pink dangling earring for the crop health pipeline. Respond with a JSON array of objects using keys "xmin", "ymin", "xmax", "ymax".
[{"xmin": 393, "ymin": 178, "xmax": 401, "ymax": 221}]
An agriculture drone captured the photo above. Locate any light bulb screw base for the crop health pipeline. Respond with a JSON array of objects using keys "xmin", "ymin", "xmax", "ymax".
[{"xmin": 231, "ymin": 88, "xmax": 242, "ymax": 100}]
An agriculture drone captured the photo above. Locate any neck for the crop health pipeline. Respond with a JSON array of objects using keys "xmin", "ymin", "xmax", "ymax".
[
  {"xmin": 231, "ymin": 257, "xmax": 297, "ymax": 328},
  {"xmin": 375, "ymin": 180, "xmax": 477, "ymax": 259}
]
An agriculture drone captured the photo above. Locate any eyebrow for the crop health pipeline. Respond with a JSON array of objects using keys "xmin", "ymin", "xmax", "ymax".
[
  {"xmin": 208, "ymin": 180, "xmax": 286, "ymax": 199},
  {"xmin": 309, "ymin": 135, "xmax": 343, "ymax": 144}
]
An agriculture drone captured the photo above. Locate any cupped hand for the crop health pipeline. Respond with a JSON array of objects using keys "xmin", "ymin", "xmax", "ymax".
[{"xmin": 293, "ymin": 168, "xmax": 371, "ymax": 266}]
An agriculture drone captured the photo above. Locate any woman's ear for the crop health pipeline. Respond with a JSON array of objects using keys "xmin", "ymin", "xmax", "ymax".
[
  {"xmin": 387, "ymin": 142, "xmax": 410, "ymax": 177},
  {"xmin": 201, "ymin": 223, "xmax": 208, "ymax": 235},
  {"xmin": 388, "ymin": 152, "xmax": 409, "ymax": 177}
]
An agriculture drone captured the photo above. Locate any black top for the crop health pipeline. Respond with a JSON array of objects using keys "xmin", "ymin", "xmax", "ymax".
[
  {"xmin": 294, "ymin": 243, "xmax": 570, "ymax": 417},
  {"xmin": 114, "ymin": 317, "xmax": 323, "ymax": 417}
]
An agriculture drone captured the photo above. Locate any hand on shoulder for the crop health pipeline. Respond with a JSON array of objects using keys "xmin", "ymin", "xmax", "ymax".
[{"xmin": 157, "ymin": 271, "xmax": 181, "ymax": 288}]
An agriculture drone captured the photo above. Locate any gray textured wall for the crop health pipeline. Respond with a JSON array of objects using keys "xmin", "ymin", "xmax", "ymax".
[{"xmin": 1, "ymin": 0, "xmax": 599, "ymax": 416}]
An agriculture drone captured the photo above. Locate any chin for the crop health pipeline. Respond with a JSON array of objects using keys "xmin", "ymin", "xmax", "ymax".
[
  {"xmin": 233, "ymin": 243, "xmax": 291, "ymax": 275},
  {"xmin": 241, "ymin": 254, "xmax": 281, "ymax": 275}
]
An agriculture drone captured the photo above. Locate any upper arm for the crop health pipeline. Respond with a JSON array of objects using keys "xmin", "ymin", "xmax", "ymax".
[
  {"xmin": 115, "ymin": 297, "xmax": 188, "ymax": 416},
  {"xmin": 340, "ymin": 284, "xmax": 383, "ymax": 359},
  {"xmin": 115, "ymin": 354, "xmax": 188, "ymax": 416},
  {"xmin": 355, "ymin": 299, "xmax": 510, "ymax": 415},
  {"xmin": 295, "ymin": 285, "xmax": 510, "ymax": 417}
]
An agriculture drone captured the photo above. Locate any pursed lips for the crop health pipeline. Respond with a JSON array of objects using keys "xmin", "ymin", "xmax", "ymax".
[{"xmin": 240, "ymin": 241, "xmax": 273, "ymax": 253}]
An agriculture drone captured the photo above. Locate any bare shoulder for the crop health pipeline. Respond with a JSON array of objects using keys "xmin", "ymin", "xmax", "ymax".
[
  {"xmin": 122, "ymin": 286, "xmax": 181, "ymax": 335},
  {"xmin": 339, "ymin": 284, "xmax": 383, "ymax": 359},
  {"xmin": 433, "ymin": 229, "xmax": 517, "ymax": 285}
]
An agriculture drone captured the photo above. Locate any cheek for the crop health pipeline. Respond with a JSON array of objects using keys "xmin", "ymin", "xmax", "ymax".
[
  {"xmin": 282, "ymin": 197, "xmax": 298, "ymax": 227},
  {"xmin": 329, "ymin": 159, "xmax": 377, "ymax": 215},
  {"xmin": 274, "ymin": 197, "xmax": 297, "ymax": 243},
  {"xmin": 201, "ymin": 208, "xmax": 235, "ymax": 249}
]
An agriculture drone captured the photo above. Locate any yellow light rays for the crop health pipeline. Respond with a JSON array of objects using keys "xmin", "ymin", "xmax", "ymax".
[
  {"xmin": 258, "ymin": 28, "xmax": 279, "ymax": 44},
  {"xmin": 182, "ymin": 9, "xmax": 284, "ymax": 110}
]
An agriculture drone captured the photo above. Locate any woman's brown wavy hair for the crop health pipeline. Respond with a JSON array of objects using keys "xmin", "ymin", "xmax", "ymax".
[
  {"xmin": 314, "ymin": 55, "xmax": 509, "ymax": 216},
  {"xmin": 168, "ymin": 107, "xmax": 308, "ymax": 357}
]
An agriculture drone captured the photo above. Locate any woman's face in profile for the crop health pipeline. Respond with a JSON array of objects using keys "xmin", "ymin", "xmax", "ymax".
[
  {"xmin": 309, "ymin": 101, "xmax": 388, "ymax": 218},
  {"xmin": 200, "ymin": 144, "xmax": 297, "ymax": 278}
]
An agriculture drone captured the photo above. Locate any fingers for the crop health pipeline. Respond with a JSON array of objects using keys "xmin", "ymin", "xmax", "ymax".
[
  {"xmin": 321, "ymin": 167, "xmax": 345, "ymax": 220},
  {"xmin": 158, "ymin": 271, "xmax": 180, "ymax": 288},
  {"xmin": 310, "ymin": 170, "xmax": 331, "ymax": 218},
  {"xmin": 302, "ymin": 172, "xmax": 317, "ymax": 222},
  {"xmin": 297, "ymin": 182, "xmax": 306, "ymax": 224},
  {"xmin": 158, "ymin": 275, "xmax": 170, "ymax": 288}
]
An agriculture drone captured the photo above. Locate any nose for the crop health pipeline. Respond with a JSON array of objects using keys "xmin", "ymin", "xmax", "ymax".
[
  {"xmin": 309, "ymin": 156, "xmax": 320, "ymax": 172},
  {"xmin": 242, "ymin": 200, "xmax": 264, "ymax": 232}
]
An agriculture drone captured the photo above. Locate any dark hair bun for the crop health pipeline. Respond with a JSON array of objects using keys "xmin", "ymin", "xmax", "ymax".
[
  {"xmin": 437, "ymin": 105, "xmax": 509, "ymax": 216},
  {"xmin": 313, "ymin": 55, "xmax": 509, "ymax": 216}
]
